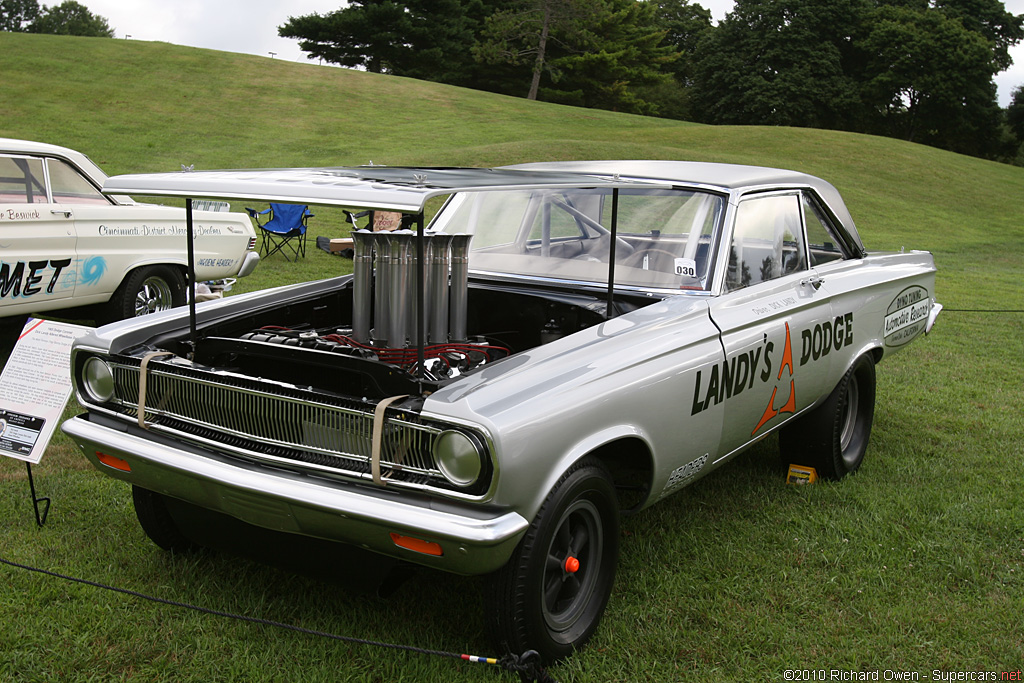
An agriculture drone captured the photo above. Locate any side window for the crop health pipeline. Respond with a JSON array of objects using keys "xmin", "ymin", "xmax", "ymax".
[
  {"xmin": 47, "ymin": 158, "xmax": 110, "ymax": 205},
  {"xmin": 726, "ymin": 194, "xmax": 807, "ymax": 292},
  {"xmin": 802, "ymin": 194, "xmax": 845, "ymax": 266},
  {"xmin": 0, "ymin": 155, "xmax": 48, "ymax": 204}
]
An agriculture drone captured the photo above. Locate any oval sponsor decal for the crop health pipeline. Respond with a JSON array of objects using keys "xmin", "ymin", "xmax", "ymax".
[{"xmin": 884, "ymin": 285, "xmax": 930, "ymax": 347}]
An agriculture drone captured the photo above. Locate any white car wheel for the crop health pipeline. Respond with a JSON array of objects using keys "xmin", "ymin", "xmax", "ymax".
[{"xmin": 102, "ymin": 265, "xmax": 186, "ymax": 324}]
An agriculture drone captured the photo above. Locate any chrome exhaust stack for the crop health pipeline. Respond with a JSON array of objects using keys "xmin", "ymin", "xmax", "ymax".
[
  {"xmin": 351, "ymin": 230, "xmax": 374, "ymax": 343},
  {"xmin": 427, "ymin": 234, "xmax": 455, "ymax": 344},
  {"xmin": 386, "ymin": 230, "xmax": 415, "ymax": 348},
  {"xmin": 449, "ymin": 234, "xmax": 473, "ymax": 343},
  {"xmin": 371, "ymin": 231, "xmax": 393, "ymax": 345},
  {"xmin": 349, "ymin": 229, "xmax": 474, "ymax": 349}
]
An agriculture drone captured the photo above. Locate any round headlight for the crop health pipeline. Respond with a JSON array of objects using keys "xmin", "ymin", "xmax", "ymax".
[
  {"xmin": 433, "ymin": 430, "xmax": 482, "ymax": 487},
  {"xmin": 82, "ymin": 357, "xmax": 114, "ymax": 403}
]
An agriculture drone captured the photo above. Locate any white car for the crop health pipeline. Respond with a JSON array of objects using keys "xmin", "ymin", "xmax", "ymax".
[{"xmin": 0, "ymin": 138, "xmax": 259, "ymax": 324}]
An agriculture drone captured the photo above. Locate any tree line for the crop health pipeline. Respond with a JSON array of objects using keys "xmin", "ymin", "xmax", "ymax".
[
  {"xmin": 279, "ymin": 0, "xmax": 1024, "ymax": 164},
  {"xmin": 4, "ymin": 0, "xmax": 1021, "ymax": 163},
  {"xmin": 1, "ymin": 0, "xmax": 113, "ymax": 37}
]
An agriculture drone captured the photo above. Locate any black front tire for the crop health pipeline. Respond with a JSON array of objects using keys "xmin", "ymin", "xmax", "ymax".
[
  {"xmin": 780, "ymin": 354, "xmax": 876, "ymax": 479},
  {"xmin": 101, "ymin": 265, "xmax": 186, "ymax": 324},
  {"xmin": 484, "ymin": 457, "xmax": 619, "ymax": 663},
  {"xmin": 132, "ymin": 485, "xmax": 198, "ymax": 553}
]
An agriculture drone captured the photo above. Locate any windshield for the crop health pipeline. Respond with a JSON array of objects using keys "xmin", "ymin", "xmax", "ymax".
[{"xmin": 431, "ymin": 187, "xmax": 725, "ymax": 291}]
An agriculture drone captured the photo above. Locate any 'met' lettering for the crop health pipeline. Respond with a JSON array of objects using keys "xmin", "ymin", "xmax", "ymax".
[{"xmin": 0, "ymin": 258, "xmax": 72, "ymax": 299}]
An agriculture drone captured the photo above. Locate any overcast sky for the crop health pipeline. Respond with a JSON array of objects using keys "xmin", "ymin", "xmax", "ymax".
[{"xmin": 87, "ymin": 0, "xmax": 1023, "ymax": 106}]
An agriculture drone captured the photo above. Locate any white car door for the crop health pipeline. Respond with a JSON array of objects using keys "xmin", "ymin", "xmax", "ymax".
[
  {"xmin": 0, "ymin": 154, "xmax": 77, "ymax": 317},
  {"xmin": 45, "ymin": 156, "xmax": 137, "ymax": 304}
]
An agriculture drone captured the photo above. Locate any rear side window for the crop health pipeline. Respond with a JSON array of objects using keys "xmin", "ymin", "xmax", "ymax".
[
  {"xmin": 0, "ymin": 155, "xmax": 47, "ymax": 203},
  {"xmin": 802, "ymin": 194, "xmax": 846, "ymax": 266},
  {"xmin": 48, "ymin": 158, "xmax": 110, "ymax": 205}
]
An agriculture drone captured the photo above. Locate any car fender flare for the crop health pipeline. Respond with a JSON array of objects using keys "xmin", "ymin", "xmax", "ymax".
[
  {"xmin": 835, "ymin": 339, "xmax": 883, "ymax": 389},
  {"xmin": 113, "ymin": 260, "xmax": 187, "ymax": 288},
  {"xmin": 802, "ymin": 340, "xmax": 883, "ymax": 415},
  {"xmin": 526, "ymin": 424, "xmax": 656, "ymax": 521},
  {"xmin": 120, "ymin": 258, "xmax": 188, "ymax": 274}
]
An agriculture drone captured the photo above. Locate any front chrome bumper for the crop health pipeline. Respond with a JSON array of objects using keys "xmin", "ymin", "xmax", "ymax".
[{"xmin": 62, "ymin": 414, "xmax": 527, "ymax": 575}]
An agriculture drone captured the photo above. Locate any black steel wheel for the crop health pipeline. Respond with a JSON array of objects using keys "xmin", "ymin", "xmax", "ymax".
[
  {"xmin": 484, "ymin": 457, "xmax": 619, "ymax": 663},
  {"xmin": 132, "ymin": 485, "xmax": 198, "ymax": 554},
  {"xmin": 780, "ymin": 354, "xmax": 876, "ymax": 479}
]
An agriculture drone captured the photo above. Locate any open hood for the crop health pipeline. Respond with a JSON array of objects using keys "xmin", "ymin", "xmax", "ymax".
[{"xmin": 102, "ymin": 166, "xmax": 670, "ymax": 212}]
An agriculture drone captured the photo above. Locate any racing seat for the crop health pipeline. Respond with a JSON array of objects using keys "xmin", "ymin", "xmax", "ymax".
[{"xmin": 246, "ymin": 203, "xmax": 313, "ymax": 261}]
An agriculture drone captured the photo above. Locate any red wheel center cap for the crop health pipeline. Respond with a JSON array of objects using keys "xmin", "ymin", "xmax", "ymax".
[{"xmin": 564, "ymin": 556, "xmax": 580, "ymax": 574}]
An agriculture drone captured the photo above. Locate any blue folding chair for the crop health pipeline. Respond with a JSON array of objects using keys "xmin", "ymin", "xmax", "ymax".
[{"xmin": 246, "ymin": 203, "xmax": 313, "ymax": 261}]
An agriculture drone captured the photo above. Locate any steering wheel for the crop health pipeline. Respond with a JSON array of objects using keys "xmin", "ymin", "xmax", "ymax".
[
  {"xmin": 548, "ymin": 197, "xmax": 635, "ymax": 256},
  {"xmin": 620, "ymin": 248, "xmax": 684, "ymax": 272}
]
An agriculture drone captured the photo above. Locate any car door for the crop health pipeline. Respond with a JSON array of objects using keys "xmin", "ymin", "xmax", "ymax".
[
  {"xmin": 705, "ymin": 191, "xmax": 836, "ymax": 459},
  {"xmin": 0, "ymin": 154, "xmax": 77, "ymax": 316},
  {"xmin": 44, "ymin": 156, "xmax": 131, "ymax": 302}
]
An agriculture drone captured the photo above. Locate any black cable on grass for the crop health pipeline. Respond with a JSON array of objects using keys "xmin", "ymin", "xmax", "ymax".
[
  {"xmin": 0, "ymin": 554, "xmax": 557, "ymax": 683},
  {"xmin": 943, "ymin": 308, "xmax": 1024, "ymax": 313}
]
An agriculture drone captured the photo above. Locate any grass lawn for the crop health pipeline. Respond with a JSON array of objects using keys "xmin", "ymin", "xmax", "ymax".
[{"xmin": 0, "ymin": 32, "xmax": 1022, "ymax": 682}]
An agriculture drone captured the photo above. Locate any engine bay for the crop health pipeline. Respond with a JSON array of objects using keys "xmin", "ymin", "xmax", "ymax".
[
  {"xmin": 178, "ymin": 278, "xmax": 641, "ymax": 400},
  {"xmin": 162, "ymin": 231, "xmax": 657, "ymax": 400},
  {"xmin": 237, "ymin": 325, "xmax": 511, "ymax": 381}
]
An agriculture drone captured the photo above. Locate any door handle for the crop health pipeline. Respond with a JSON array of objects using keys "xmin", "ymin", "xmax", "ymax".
[
  {"xmin": 801, "ymin": 275, "xmax": 824, "ymax": 290},
  {"xmin": 51, "ymin": 209, "xmax": 72, "ymax": 218}
]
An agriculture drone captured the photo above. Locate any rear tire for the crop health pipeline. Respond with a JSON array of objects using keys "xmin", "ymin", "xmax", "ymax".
[
  {"xmin": 132, "ymin": 485, "xmax": 198, "ymax": 553},
  {"xmin": 101, "ymin": 265, "xmax": 185, "ymax": 324},
  {"xmin": 780, "ymin": 354, "xmax": 876, "ymax": 479},
  {"xmin": 483, "ymin": 457, "xmax": 619, "ymax": 663}
]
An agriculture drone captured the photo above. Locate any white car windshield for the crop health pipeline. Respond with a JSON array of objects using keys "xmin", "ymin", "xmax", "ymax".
[{"xmin": 432, "ymin": 187, "xmax": 725, "ymax": 291}]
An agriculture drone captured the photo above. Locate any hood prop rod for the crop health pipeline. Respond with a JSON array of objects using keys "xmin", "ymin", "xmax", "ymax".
[
  {"xmin": 415, "ymin": 211, "xmax": 426, "ymax": 386},
  {"xmin": 185, "ymin": 198, "xmax": 198, "ymax": 356},
  {"xmin": 605, "ymin": 188, "xmax": 620, "ymax": 319}
]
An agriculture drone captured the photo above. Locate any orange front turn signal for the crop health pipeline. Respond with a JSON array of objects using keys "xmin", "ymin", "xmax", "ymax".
[
  {"xmin": 389, "ymin": 533, "xmax": 443, "ymax": 557},
  {"xmin": 96, "ymin": 452, "xmax": 131, "ymax": 472}
]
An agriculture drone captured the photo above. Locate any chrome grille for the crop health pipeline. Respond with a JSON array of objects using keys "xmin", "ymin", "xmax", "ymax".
[{"xmin": 107, "ymin": 361, "xmax": 443, "ymax": 480}]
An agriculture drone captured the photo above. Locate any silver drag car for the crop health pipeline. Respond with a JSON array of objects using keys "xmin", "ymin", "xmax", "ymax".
[{"xmin": 62, "ymin": 161, "xmax": 940, "ymax": 662}]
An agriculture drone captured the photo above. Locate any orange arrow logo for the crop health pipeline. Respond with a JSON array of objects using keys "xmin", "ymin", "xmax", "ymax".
[{"xmin": 752, "ymin": 322, "xmax": 796, "ymax": 435}]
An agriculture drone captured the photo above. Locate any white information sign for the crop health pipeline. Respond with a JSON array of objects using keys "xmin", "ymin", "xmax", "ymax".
[{"xmin": 0, "ymin": 318, "xmax": 92, "ymax": 464}]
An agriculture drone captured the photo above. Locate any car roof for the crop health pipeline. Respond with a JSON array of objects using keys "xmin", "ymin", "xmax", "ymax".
[
  {"xmin": 0, "ymin": 137, "xmax": 93, "ymax": 163},
  {"xmin": 0, "ymin": 137, "xmax": 110, "ymax": 187},
  {"xmin": 504, "ymin": 159, "xmax": 818, "ymax": 189}
]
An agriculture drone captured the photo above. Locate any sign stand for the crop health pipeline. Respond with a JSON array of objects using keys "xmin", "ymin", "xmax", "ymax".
[
  {"xmin": 0, "ymin": 318, "xmax": 92, "ymax": 526},
  {"xmin": 25, "ymin": 461, "xmax": 50, "ymax": 526}
]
